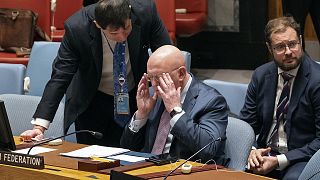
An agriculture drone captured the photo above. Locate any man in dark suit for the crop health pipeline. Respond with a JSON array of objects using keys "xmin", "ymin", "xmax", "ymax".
[
  {"xmin": 282, "ymin": 0, "xmax": 320, "ymax": 47},
  {"xmin": 20, "ymin": 0, "xmax": 170, "ymax": 146},
  {"xmin": 240, "ymin": 16, "xmax": 320, "ymax": 179},
  {"xmin": 121, "ymin": 45, "xmax": 228, "ymax": 163}
]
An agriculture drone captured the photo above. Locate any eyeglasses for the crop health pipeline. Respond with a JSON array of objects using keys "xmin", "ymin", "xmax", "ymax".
[
  {"xmin": 272, "ymin": 40, "xmax": 300, "ymax": 54},
  {"xmin": 146, "ymin": 67, "xmax": 181, "ymax": 83}
]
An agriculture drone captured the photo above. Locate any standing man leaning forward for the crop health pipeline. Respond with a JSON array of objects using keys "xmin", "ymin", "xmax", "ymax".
[
  {"xmin": 240, "ymin": 16, "xmax": 320, "ymax": 179},
  {"xmin": 20, "ymin": 0, "xmax": 170, "ymax": 146},
  {"xmin": 121, "ymin": 45, "xmax": 228, "ymax": 163}
]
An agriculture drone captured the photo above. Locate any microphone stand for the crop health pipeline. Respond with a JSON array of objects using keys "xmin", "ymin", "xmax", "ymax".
[
  {"xmin": 163, "ymin": 137, "xmax": 225, "ymax": 180},
  {"xmin": 27, "ymin": 130, "xmax": 102, "ymax": 154}
]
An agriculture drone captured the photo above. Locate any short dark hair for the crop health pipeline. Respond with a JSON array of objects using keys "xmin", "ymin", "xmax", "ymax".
[
  {"xmin": 95, "ymin": 0, "xmax": 131, "ymax": 30},
  {"xmin": 265, "ymin": 16, "xmax": 301, "ymax": 45}
]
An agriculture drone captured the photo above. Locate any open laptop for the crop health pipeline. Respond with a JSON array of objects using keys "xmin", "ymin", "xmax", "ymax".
[{"xmin": 0, "ymin": 100, "xmax": 16, "ymax": 151}]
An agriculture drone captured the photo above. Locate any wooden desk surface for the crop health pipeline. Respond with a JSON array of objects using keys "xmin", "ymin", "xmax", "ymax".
[{"xmin": 0, "ymin": 138, "xmax": 274, "ymax": 180}]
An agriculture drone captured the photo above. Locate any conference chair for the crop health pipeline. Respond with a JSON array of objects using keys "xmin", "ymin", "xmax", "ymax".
[
  {"xmin": 24, "ymin": 42, "xmax": 77, "ymax": 142},
  {"xmin": 154, "ymin": 0, "xmax": 176, "ymax": 43},
  {"xmin": 25, "ymin": 41, "xmax": 61, "ymax": 96},
  {"xmin": 51, "ymin": 0, "xmax": 83, "ymax": 41},
  {"xmin": 298, "ymin": 149, "xmax": 320, "ymax": 180},
  {"xmin": 0, "ymin": 63, "xmax": 26, "ymax": 95},
  {"xmin": 0, "ymin": 94, "xmax": 64, "ymax": 139},
  {"xmin": 203, "ymin": 79, "xmax": 248, "ymax": 116},
  {"xmin": 181, "ymin": 51, "xmax": 191, "ymax": 72},
  {"xmin": 225, "ymin": 117, "xmax": 255, "ymax": 171},
  {"xmin": 175, "ymin": 0, "xmax": 208, "ymax": 36}
]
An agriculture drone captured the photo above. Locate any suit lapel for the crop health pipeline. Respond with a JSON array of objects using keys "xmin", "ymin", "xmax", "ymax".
[
  {"xmin": 262, "ymin": 67, "xmax": 278, "ymax": 139},
  {"xmin": 286, "ymin": 57, "xmax": 309, "ymax": 138},
  {"xmin": 127, "ymin": 14, "xmax": 141, "ymax": 83},
  {"xmin": 89, "ymin": 22, "xmax": 103, "ymax": 74},
  {"xmin": 182, "ymin": 78, "xmax": 198, "ymax": 112}
]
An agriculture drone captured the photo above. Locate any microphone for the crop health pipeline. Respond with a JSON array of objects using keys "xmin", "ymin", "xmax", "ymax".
[
  {"xmin": 27, "ymin": 130, "xmax": 103, "ymax": 154},
  {"xmin": 163, "ymin": 136, "xmax": 226, "ymax": 180}
]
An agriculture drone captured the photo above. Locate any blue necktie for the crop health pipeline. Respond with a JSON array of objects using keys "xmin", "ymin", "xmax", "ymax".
[
  {"xmin": 268, "ymin": 72, "xmax": 293, "ymax": 153},
  {"xmin": 113, "ymin": 41, "xmax": 130, "ymax": 127}
]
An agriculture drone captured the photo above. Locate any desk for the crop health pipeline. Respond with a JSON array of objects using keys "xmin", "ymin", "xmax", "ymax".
[
  {"xmin": 0, "ymin": 52, "xmax": 29, "ymax": 66},
  {"xmin": 0, "ymin": 138, "xmax": 274, "ymax": 179}
]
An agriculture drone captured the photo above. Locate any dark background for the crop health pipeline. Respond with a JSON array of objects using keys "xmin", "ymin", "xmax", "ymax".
[{"xmin": 177, "ymin": 0, "xmax": 269, "ymax": 70}]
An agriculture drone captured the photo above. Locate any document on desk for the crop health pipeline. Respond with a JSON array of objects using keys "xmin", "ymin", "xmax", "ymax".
[
  {"xmin": 59, "ymin": 145, "xmax": 130, "ymax": 158},
  {"xmin": 108, "ymin": 154, "xmax": 147, "ymax": 162},
  {"xmin": 13, "ymin": 147, "xmax": 56, "ymax": 155}
]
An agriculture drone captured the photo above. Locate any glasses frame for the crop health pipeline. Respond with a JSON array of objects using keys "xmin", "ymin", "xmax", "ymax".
[
  {"xmin": 146, "ymin": 66, "xmax": 181, "ymax": 83},
  {"xmin": 272, "ymin": 39, "xmax": 300, "ymax": 54}
]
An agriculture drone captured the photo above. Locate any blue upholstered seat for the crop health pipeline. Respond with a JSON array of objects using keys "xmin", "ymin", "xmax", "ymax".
[
  {"xmin": 203, "ymin": 79, "xmax": 248, "ymax": 116},
  {"xmin": 299, "ymin": 149, "xmax": 320, "ymax": 180},
  {"xmin": 0, "ymin": 63, "xmax": 26, "ymax": 94},
  {"xmin": 0, "ymin": 94, "xmax": 64, "ymax": 139},
  {"xmin": 225, "ymin": 117, "xmax": 255, "ymax": 171},
  {"xmin": 25, "ymin": 41, "xmax": 61, "ymax": 96}
]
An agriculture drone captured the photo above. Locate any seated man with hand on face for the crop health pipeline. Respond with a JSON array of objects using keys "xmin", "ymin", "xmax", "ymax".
[{"xmin": 120, "ymin": 45, "xmax": 228, "ymax": 163}]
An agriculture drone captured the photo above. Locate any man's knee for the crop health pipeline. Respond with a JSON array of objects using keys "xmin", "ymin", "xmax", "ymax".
[{"xmin": 282, "ymin": 162, "xmax": 307, "ymax": 180}]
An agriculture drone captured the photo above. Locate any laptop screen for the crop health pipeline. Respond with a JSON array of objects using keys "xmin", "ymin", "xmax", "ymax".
[{"xmin": 0, "ymin": 100, "xmax": 16, "ymax": 151}]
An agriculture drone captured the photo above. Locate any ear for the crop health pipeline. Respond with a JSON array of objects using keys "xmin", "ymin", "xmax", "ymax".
[
  {"xmin": 93, "ymin": 20, "xmax": 102, "ymax": 29},
  {"xmin": 178, "ymin": 66, "xmax": 187, "ymax": 81}
]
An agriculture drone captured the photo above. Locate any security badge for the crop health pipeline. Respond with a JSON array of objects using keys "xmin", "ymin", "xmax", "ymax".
[{"xmin": 116, "ymin": 74, "xmax": 130, "ymax": 115}]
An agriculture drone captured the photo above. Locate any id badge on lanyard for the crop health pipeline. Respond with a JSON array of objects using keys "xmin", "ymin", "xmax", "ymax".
[{"xmin": 116, "ymin": 74, "xmax": 130, "ymax": 115}]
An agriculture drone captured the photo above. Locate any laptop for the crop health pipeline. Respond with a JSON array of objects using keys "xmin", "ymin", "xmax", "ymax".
[{"xmin": 0, "ymin": 100, "xmax": 16, "ymax": 151}]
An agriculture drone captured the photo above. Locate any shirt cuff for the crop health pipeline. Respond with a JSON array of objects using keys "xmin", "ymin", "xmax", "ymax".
[
  {"xmin": 128, "ymin": 113, "xmax": 148, "ymax": 133},
  {"xmin": 276, "ymin": 154, "xmax": 290, "ymax": 170},
  {"xmin": 31, "ymin": 118, "xmax": 50, "ymax": 129},
  {"xmin": 170, "ymin": 111, "xmax": 185, "ymax": 127}
]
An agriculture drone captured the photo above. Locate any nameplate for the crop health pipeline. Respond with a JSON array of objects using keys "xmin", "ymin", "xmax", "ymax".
[{"xmin": 0, "ymin": 150, "xmax": 44, "ymax": 169}]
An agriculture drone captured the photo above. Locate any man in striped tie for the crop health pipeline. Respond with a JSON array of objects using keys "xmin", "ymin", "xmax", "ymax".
[{"xmin": 240, "ymin": 16, "xmax": 320, "ymax": 180}]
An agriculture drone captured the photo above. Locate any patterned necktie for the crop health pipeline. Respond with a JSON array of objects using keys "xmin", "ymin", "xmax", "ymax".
[
  {"xmin": 151, "ymin": 110, "xmax": 171, "ymax": 155},
  {"xmin": 268, "ymin": 72, "xmax": 293, "ymax": 153},
  {"xmin": 113, "ymin": 41, "xmax": 130, "ymax": 127}
]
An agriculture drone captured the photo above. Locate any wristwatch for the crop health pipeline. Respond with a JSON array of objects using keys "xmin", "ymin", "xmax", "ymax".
[{"xmin": 170, "ymin": 107, "xmax": 183, "ymax": 117}]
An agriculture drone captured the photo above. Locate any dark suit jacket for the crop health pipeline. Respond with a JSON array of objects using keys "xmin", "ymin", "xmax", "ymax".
[
  {"xmin": 33, "ymin": 0, "xmax": 171, "ymax": 132},
  {"xmin": 121, "ymin": 77, "xmax": 229, "ymax": 163},
  {"xmin": 240, "ymin": 55, "xmax": 320, "ymax": 164}
]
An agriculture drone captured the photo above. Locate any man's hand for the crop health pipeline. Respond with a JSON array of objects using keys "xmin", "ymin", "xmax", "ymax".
[
  {"xmin": 248, "ymin": 148, "xmax": 271, "ymax": 168},
  {"xmin": 135, "ymin": 73, "xmax": 157, "ymax": 119},
  {"xmin": 20, "ymin": 125, "xmax": 45, "ymax": 142},
  {"xmin": 157, "ymin": 73, "xmax": 181, "ymax": 112},
  {"xmin": 248, "ymin": 147, "xmax": 279, "ymax": 174},
  {"xmin": 252, "ymin": 156, "xmax": 279, "ymax": 175}
]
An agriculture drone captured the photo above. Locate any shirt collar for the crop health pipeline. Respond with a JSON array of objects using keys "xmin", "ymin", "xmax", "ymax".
[{"xmin": 278, "ymin": 65, "xmax": 300, "ymax": 77}]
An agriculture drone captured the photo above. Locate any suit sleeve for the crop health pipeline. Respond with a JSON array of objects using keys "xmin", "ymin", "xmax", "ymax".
[
  {"xmin": 33, "ymin": 22, "xmax": 80, "ymax": 122},
  {"xmin": 239, "ymin": 70, "xmax": 263, "ymax": 134},
  {"xmin": 285, "ymin": 82, "xmax": 320, "ymax": 163},
  {"xmin": 170, "ymin": 90, "xmax": 228, "ymax": 161},
  {"xmin": 149, "ymin": 0, "xmax": 171, "ymax": 51},
  {"xmin": 120, "ymin": 122, "xmax": 147, "ymax": 151}
]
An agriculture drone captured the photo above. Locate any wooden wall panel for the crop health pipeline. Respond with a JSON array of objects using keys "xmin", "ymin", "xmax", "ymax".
[{"xmin": 267, "ymin": 0, "xmax": 317, "ymax": 40}]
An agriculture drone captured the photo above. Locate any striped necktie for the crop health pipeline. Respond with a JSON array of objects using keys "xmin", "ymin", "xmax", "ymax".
[
  {"xmin": 268, "ymin": 72, "xmax": 293, "ymax": 153},
  {"xmin": 151, "ymin": 110, "xmax": 171, "ymax": 155}
]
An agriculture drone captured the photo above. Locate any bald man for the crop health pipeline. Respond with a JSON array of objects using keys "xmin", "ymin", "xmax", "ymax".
[{"xmin": 120, "ymin": 45, "xmax": 229, "ymax": 163}]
